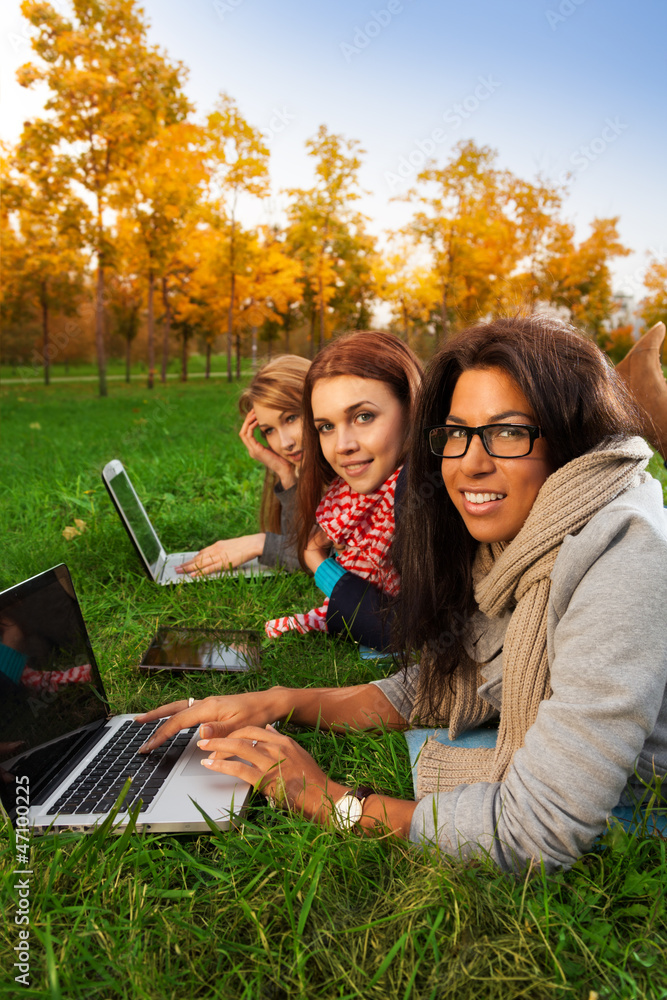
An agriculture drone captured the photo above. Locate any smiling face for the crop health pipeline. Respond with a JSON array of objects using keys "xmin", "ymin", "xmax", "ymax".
[
  {"xmin": 311, "ymin": 375, "xmax": 408, "ymax": 494},
  {"xmin": 252, "ymin": 401, "xmax": 303, "ymax": 466},
  {"xmin": 440, "ymin": 367, "xmax": 555, "ymax": 543}
]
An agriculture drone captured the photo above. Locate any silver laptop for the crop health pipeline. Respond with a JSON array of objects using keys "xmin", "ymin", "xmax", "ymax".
[
  {"xmin": 102, "ymin": 459, "xmax": 272, "ymax": 584},
  {"xmin": 0, "ymin": 565, "xmax": 252, "ymax": 834}
]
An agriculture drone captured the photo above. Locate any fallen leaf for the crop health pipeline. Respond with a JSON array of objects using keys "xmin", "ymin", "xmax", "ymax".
[
  {"xmin": 29, "ymin": 422, "xmax": 41, "ymax": 430},
  {"xmin": 62, "ymin": 526, "xmax": 81, "ymax": 540},
  {"xmin": 74, "ymin": 518, "xmax": 88, "ymax": 531}
]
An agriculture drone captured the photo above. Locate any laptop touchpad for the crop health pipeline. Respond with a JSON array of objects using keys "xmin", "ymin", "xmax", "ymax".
[
  {"xmin": 181, "ymin": 748, "xmax": 210, "ymax": 776},
  {"xmin": 181, "ymin": 748, "xmax": 249, "ymax": 776}
]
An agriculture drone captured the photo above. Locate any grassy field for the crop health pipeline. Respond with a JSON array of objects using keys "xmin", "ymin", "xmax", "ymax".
[{"xmin": 1, "ymin": 377, "xmax": 667, "ymax": 1000}]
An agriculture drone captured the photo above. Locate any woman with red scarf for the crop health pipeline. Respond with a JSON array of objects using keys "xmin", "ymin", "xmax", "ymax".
[{"xmin": 264, "ymin": 330, "xmax": 422, "ymax": 645}]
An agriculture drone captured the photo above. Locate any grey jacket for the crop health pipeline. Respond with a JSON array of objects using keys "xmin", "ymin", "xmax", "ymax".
[
  {"xmin": 372, "ymin": 476, "xmax": 667, "ymax": 872},
  {"xmin": 260, "ymin": 483, "xmax": 300, "ymax": 571}
]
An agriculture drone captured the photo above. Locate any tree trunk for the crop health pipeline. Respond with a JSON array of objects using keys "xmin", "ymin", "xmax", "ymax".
[
  {"xmin": 309, "ymin": 309, "xmax": 316, "ymax": 359},
  {"xmin": 125, "ymin": 336, "xmax": 131, "ymax": 383},
  {"xmin": 251, "ymin": 325, "xmax": 258, "ymax": 370},
  {"xmin": 205, "ymin": 341, "xmax": 212, "ymax": 378},
  {"xmin": 181, "ymin": 334, "xmax": 188, "ymax": 381},
  {"xmin": 161, "ymin": 277, "xmax": 171, "ymax": 383},
  {"xmin": 318, "ymin": 271, "xmax": 325, "ymax": 352},
  {"xmin": 227, "ymin": 215, "xmax": 236, "ymax": 382},
  {"xmin": 440, "ymin": 285, "xmax": 449, "ymax": 344},
  {"xmin": 95, "ymin": 258, "xmax": 108, "ymax": 397},
  {"xmin": 41, "ymin": 281, "xmax": 50, "ymax": 386},
  {"xmin": 235, "ymin": 332, "xmax": 241, "ymax": 379},
  {"xmin": 147, "ymin": 270, "xmax": 155, "ymax": 389}
]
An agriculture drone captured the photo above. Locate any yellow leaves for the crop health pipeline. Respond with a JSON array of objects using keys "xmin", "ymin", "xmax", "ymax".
[
  {"xmin": 62, "ymin": 518, "xmax": 88, "ymax": 541},
  {"xmin": 29, "ymin": 421, "xmax": 41, "ymax": 429}
]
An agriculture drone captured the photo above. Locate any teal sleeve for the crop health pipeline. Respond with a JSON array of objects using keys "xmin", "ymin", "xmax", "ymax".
[
  {"xmin": 0, "ymin": 643, "xmax": 27, "ymax": 684},
  {"xmin": 314, "ymin": 556, "xmax": 347, "ymax": 597}
]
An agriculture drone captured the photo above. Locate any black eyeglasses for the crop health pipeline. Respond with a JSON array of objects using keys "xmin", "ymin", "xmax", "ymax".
[{"xmin": 426, "ymin": 423, "xmax": 543, "ymax": 458}]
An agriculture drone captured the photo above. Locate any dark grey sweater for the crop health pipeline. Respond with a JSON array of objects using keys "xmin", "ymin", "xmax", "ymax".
[
  {"xmin": 373, "ymin": 475, "xmax": 667, "ymax": 872},
  {"xmin": 260, "ymin": 483, "xmax": 300, "ymax": 571}
]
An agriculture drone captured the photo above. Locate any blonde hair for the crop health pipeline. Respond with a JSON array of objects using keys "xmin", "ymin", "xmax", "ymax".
[{"xmin": 239, "ymin": 355, "xmax": 311, "ymax": 533}]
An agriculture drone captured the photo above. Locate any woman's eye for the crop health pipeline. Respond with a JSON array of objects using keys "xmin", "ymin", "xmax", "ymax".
[
  {"xmin": 262, "ymin": 428, "xmax": 273, "ymax": 437},
  {"xmin": 317, "ymin": 423, "xmax": 333, "ymax": 434},
  {"xmin": 497, "ymin": 426, "xmax": 525, "ymax": 439},
  {"xmin": 355, "ymin": 412, "xmax": 374, "ymax": 424},
  {"xmin": 285, "ymin": 414, "xmax": 298, "ymax": 424},
  {"xmin": 448, "ymin": 427, "xmax": 467, "ymax": 440}
]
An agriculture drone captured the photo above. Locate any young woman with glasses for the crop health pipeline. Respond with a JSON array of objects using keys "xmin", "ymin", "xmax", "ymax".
[{"xmin": 138, "ymin": 317, "xmax": 667, "ymax": 873}]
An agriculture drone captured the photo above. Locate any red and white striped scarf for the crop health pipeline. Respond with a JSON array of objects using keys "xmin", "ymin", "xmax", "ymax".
[{"xmin": 265, "ymin": 467, "xmax": 401, "ymax": 637}]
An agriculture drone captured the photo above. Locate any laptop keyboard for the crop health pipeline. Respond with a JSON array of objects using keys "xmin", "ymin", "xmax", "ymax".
[{"xmin": 47, "ymin": 720, "xmax": 196, "ymax": 815}]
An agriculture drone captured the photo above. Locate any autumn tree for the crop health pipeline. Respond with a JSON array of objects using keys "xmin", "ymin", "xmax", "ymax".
[
  {"xmin": 18, "ymin": 0, "xmax": 191, "ymax": 396},
  {"xmin": 204, "ymin": 94, "xmax": 269, "ymax": 381},
  {"xmin": 236, "ymin": 226, "xmax": 303, "ymax": 369},
  {"xmin": 285, "ymin": 126, "xmax": 371, "ymax": 354},
  {"xmin": 1, "ymin": 142, "xmax": 87, "ymax": 383},
  {"xmin": 538, "ymin": 217, "xmax": 631, "ymax": 339},
  {"xmin": 116, "ymin": 120, "xmax": 206, "ymax": 387},
  {"xmin": 375, "ymin": 240, "xmax": 440, "ymax": 349},
  {"xmin": 403, "ymin": 140, "xmax": 563, "ymax": 341},
  {"xmin": 639, "ymin": 255, "xmax": 667, "ymax": 341}
]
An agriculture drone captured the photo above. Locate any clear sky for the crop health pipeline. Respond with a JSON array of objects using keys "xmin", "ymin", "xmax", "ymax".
[{"xmin": 1, "ymin": 0, "xmax": 665, "ymax": 298}]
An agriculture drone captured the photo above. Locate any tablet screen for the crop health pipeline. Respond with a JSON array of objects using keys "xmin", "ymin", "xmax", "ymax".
[{"xmin": 140, "ymin": 628, "xmax": 261, "ymax": 673}]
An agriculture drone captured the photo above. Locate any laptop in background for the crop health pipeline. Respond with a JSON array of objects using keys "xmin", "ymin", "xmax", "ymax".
[
  {"xmin": 102, "ymin": 459, "xmax": 272, "ymax": 585},
  {"xmin": 0, "ymin": 564, "xmax": 252, "ymax": 834}
]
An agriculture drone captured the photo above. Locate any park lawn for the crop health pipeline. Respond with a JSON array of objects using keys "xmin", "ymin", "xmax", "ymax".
[{"xmin": 1, "ymin": 376, "xmax": 667, "ymax": 1000}]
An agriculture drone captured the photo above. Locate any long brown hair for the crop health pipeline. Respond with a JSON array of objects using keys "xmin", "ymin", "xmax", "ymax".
[
  {"xmin": 392, "ymin": 316, "xmax": 641, "ymax": 715},
  {"xmin": 239, "ymin": 355, "xmax": 311, "ymax": 533},
  {"xmin": 296, "ymin": 330, "xmax": 423, "ymax": 561}
]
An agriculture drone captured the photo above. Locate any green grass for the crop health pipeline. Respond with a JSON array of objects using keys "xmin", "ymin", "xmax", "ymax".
[
  {"xmin": 0, "ymin": 353, "xmax": 258, "ymax": 382},
  {"xmin": 1, "ymin": 378, "xmax": 667, "ymax": 999}
]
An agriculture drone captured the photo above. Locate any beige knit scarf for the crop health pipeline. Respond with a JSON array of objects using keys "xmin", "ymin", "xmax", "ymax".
[{"xmin": 415, "ymin": 435, "xmax": 652, "ymax": 799}]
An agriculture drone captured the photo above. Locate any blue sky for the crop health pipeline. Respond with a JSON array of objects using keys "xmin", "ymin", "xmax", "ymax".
[{"xmin": 1, "ymin": 0, "xmax": 666, "ymax": 298}]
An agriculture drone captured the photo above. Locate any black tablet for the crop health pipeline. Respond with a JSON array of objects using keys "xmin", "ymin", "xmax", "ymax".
[{"xmin": 138, "ymin": 627, "xmax": 261, "ymax": 674}]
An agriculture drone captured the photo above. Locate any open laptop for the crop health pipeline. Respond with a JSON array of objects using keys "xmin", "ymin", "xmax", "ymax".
[
  {"xmin": 102, "ymin": 459, "xmax": 272, "ymax": 585},
  {"xmin": 0, "ymin": 564, "xmax": 252, "ymax": 834}
]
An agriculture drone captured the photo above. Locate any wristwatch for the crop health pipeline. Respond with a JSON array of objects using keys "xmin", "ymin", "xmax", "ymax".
[{"xmin": 331, "ymin": 785, "xmax": 376, "ymax": 831}]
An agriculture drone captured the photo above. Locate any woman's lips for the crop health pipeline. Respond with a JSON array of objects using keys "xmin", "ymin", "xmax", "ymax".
[
  {"xmin": 460, "ymin": 490, "xmax": 506, "ymax": 515},
  {"xmin": 340, "ymin": 459, "xmax": 373, "ymax": 479},
  {"xmin": 287, "ymin": 450, "xmax": 303, "ymax": 464}
]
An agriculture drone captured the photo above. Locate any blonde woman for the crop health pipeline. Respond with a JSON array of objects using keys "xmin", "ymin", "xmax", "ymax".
[{"xmin": 177, "ymin": 355, "xmax": 311, "ymax": 577}]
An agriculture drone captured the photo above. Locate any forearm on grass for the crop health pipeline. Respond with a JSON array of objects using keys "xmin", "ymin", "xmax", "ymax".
[{"xmin": 272, "ymin": 683, "xmax": 407, "ymax": 732}]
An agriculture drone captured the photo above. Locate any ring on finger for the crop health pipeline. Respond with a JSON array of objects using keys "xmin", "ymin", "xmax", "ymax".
[
  {"xmin": 188, "ymin": 697, "xmax": 195, "ymax": 708},
  {"xmin": 251, "ymin": 739, "xmax": 258, "ymax": 748}
]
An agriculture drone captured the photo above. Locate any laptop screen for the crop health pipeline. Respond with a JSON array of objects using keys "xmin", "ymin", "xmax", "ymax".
[
  {"xmin": 105, "ymin": 465, "xmax": 162, "ymax": 573},
  {"xmin": 0, "ymin": 565, "xmax": 109, "ymax": 819}
]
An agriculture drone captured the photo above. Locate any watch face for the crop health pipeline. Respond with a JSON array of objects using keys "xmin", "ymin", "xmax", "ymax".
[{"xmin": 334, "ymin": 793, "xmax": 363, "ymax": 830}]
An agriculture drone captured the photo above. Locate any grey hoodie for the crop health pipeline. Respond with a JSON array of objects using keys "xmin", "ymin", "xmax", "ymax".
[{"xmin": 373, "ymin": 476, "xmax": 667, "ymax": 872}]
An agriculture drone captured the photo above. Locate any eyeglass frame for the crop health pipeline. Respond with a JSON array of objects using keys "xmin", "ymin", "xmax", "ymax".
[{"xmin": 425, "ymin": 422, "xmax": 544, "ymax": 459}]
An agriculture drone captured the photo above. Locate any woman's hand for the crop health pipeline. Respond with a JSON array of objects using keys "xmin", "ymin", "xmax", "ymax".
[
  {"xmin": 199, "ymin": 724, "xmax": 348, "ymax": 821},
  {"xmin": 135, "ymin": 689, "xmax": 288, "ymax": 752},
  {"xmin": 239, "ymin": 410, "xmax": 297, "ymax": 490},
  {"xmin": 175, "ymin": 534, "xmax": 265, "ymax": 576},
  {"xmin": 303, "ymin": 526, "xmax": 332, "ymax": 575}
]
